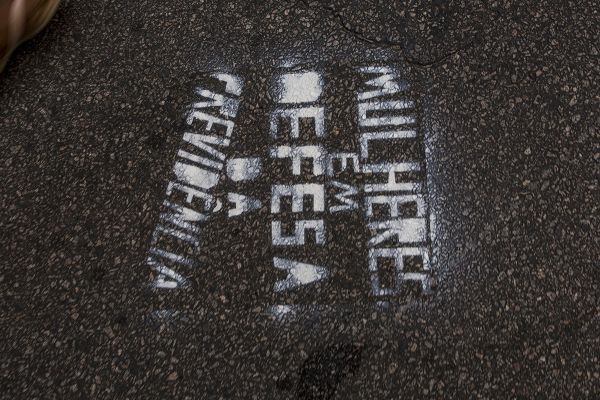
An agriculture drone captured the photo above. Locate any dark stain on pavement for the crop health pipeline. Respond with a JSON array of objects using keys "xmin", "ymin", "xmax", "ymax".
[{"xmin": 294, "ymin": 342, "xmax": 364, "ymax": 400}]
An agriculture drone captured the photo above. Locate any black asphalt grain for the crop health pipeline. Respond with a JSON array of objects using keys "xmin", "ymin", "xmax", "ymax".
[{"xmin": 1, "ymin": 1, "xmax": 598, "ymax": 399}]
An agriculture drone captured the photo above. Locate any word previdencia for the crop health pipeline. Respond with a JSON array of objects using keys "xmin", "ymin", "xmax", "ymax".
[{"xmin": 143, "ymin": 63, "xmax": 433, "ymax": 313}]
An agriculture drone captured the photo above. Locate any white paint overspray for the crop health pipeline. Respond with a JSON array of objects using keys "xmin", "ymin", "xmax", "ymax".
[
  {"xmin": 273, "ymin": 257, "xmax": 329, "ymax": 292},
  {"xmin": 268, "ymin": 305, "xmax": 295, "ymax": 318},
  {"xmin": 211, "ymin": 72, "xmax": 243, "ymax": 97}
]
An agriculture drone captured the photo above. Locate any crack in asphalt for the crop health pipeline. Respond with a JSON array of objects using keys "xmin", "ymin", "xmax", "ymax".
[{"xmin": 297, "ymin": 0, "xmax": 466, "ymax": 68}]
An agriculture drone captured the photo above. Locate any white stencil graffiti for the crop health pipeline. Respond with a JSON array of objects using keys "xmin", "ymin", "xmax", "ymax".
[
  {"xmin": 147, "ymin": 254, "xmax": 189, "ymax": 289},
  {"xmin": 144, "ymin": 65, "xmax": 434, "ymax": 306},
  {"xmin": 149, "ymin": 248, "xmax": 195, "ymax": 268},
  {"xmin": 178, "ymin": 149, "xmax": 223, "ymax": 171},
  {"xmin": 187, "ymin": 111, "xmax": 235, "ymax": 138},
  {"xmin": 192, "ymin": 89, "xmax": 240, "ymax": 119},
  {"xmin": 154, "ymin": 224, "xmax": 200, "ymax": 247},
  {"xmin": 183, "ymin": 132, "xmax": 230, "ymax": 160},
  {"xmin": 145, "ymin": 73, "xmax": 244, "ymax": 290},
  {"xmin": 273, "ymin": 257, "xmax": 329, "ymax": 292},
  {"xmin": 211, "ymin": 72, "xmax": 243, "ymax": 96},
  {"xmin": 160, "ymin": 200, "xmax": 206, "ymax": 233},
  {"xmin": 358, "ymin": 66, "xmax": 431, "ymax": 296}
]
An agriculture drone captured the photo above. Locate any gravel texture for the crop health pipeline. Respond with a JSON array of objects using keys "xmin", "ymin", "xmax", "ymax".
[{"xmin": 1, "ymin": 0, "xmax": 598, "ymax": 398}]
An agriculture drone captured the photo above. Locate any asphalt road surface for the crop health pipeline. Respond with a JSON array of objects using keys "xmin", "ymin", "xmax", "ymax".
[{"xmin": 1, "ymin": 1, "xmax": 599, "ymax": 399}]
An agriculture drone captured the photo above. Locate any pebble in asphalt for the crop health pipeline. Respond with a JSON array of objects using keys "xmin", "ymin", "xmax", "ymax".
[{"xmin": 0, "ymin": 0, "xmax": 598, "ymax": 398}]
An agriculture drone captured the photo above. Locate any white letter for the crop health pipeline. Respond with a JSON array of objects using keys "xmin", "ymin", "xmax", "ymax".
[
  {"xmin": 360, "ymin": 130, "xmax": 417, "ymax": 159},
  {"xmin": 273, "ymin": 257, "xmax": 329, "ymax": 292},
  {"xmin": 368, "ymin": 247, "xmax": 430, "ymax": 295},
  {"xmin": 272, "ymin": 220, "xmax": 325, "ymax": 246},
  {"xmin": 271, "ymin": 184, "xmax": 325, "ymax": 213},
  {"xmin": 161, "ymin": 200, "xmax": 208, "ymax": 235},
  {"xmin": 191, "ymin": 89, "xmax": 239, "ymax": 119},
  {"xmin": 178, "ymin": 149, "xmax": 223, "ymax": 171},
  {"xmin": 149, "ymin": 248, "xmax": 195, "ymax": 267},
  {"xmin": 327, "ymin": 152, "xmax": 360, "ymax": 175},
  {"xmin": 173, "ymin": 162, "xmax": 220, "ymax": 190},
  {"xmin": 357, "ymin": 67, "xmax": 407, "ymax": 101},
  {"xmin": 148, "ymin": 256, "xmax": 188, "ymax": 289},
  {"xmin": 365, "ymin": 194, "xmax": 426, "ymax": 218},
  {"xmin": 270, "ymin": 145, "xmax": 326, "ymax": 176},
  {"xmin": 186, "ymin": 112, "xmax": 235, "ymax": 138},
  {"xmin": 211, "ymin": 72, "xmax": 243, "ymax": 96},
  {"xmin": 270, "ymin": 107, "xmax": 325, "ymax": 139},
  {"xmin": 358, "ymin": 100, "xmax": 415, "ymax": 127},
  {"xmin": 183, "ymin": 133, "xmax": 230, "ymax": 160},
  {"xmin": 363, "ymin": 163, "xmax": 422, "ymax": 193},
  {"xmin": 367, "ymin": 218, "xmax": 427, "ymax": 247},
  {"xmin": 329, "ymin": 181, "xmax": 358, "ymax": 213},
  {"xmin": 166, "ymin": 182, "xmax": 217, "ymax": 211},
  {"xmin": 192, "ymin": 73, "xmax": 243, "ymax": 118}
]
